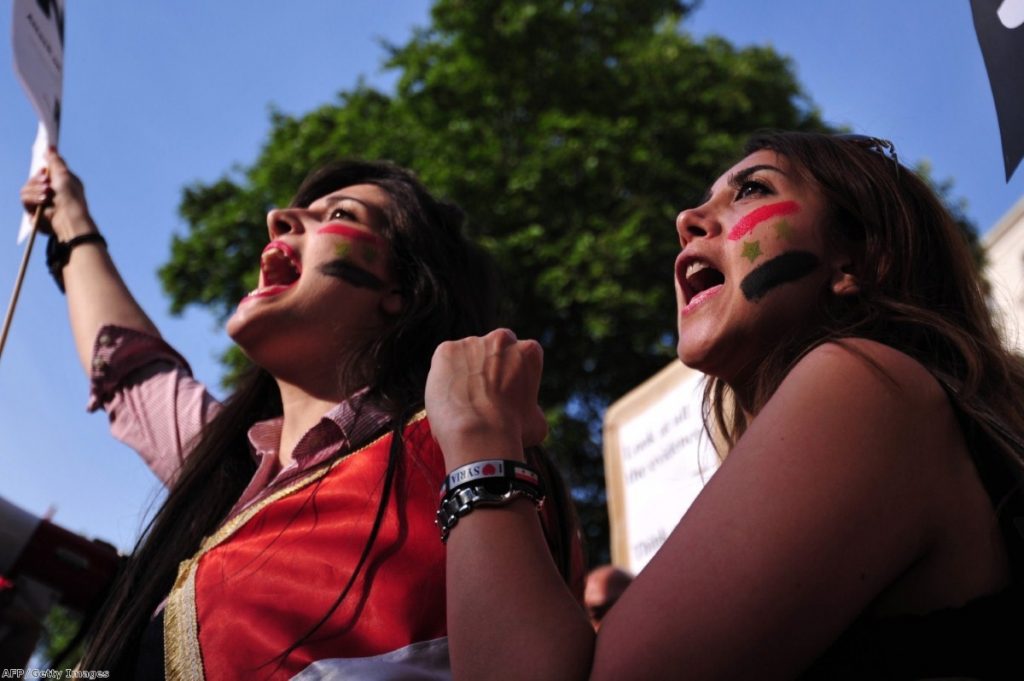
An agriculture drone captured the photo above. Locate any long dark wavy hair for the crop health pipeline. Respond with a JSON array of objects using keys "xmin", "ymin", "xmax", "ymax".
[
  {"xmin": 705, "ymin": 131, "xmax": 1024, "ymax": 500},
  {"xmin": 77, "ymin": 160, "xmax": 579, "ymax": 674}
]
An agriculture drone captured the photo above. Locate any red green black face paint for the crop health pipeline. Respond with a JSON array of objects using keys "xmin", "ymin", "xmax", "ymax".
[
  {"xmin": 315, "ymin": 223, "xmax": 388, "ymax": 290},
  {"xmin": 740, "ymin": 251, "xmax": 819, "ymax": 301},
  {"xmin": 317, "ymin": 261, "xmax": 386, "ymax": 290},
  {"xmin": 317, "ymin": 223, "xmax": 387, "ymax": 248},
  {"xmin": 774, "ymin": 219, "xmax": 795, "ymax": 241},
  {"xmin": 728, "ymin": 201, "xmax": 800, "ymax": 241},
  {"xmin": 741, "ymin": 240, "xmax": 762, "ymax": 262}
]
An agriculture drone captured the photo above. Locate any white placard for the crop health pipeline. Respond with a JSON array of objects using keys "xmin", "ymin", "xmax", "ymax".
[
  {"xmin": 604, "ymin": 363, "xmax": 720, "ymax": 573},
  {"xmin": 12, "ymin": 0, "xmax": 65, "ymax": 145},
  {"xmin": 12, "ymin": 0, "xmax": 65, "ymax": 243},
  {"xmin": 16, "ymin": 124, "xmax": 50, "ymax": 243}
]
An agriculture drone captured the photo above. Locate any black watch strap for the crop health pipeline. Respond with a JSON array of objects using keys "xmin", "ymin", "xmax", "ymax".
[{"xmin": 46, "ymin": 232, "xmax": 106, "ymax": 293}]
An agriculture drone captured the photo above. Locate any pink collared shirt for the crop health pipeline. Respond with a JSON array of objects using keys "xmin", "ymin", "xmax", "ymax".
[{"xmin": 89, "ymin": 325, "xmax": 392, "ymax": 517}]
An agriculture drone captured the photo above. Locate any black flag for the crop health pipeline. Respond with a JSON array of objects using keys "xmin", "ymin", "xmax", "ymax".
[{"xmin": 971, "ymin": 0, "xmax": 1024, "ymax": 181}]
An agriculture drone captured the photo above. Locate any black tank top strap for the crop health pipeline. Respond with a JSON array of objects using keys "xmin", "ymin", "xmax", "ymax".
[{"xmin": 930, "ymin": 371, "xmax": 1024, "ymax": 578}]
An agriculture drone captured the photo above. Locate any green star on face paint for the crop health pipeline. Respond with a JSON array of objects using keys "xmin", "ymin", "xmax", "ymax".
[
  {"xmin": 335, "ymin": 242, "xmax": 353, "ymax": 260},
  {"xmin": 774, "ymin": 219, "xmax": 794, "ymax": 241},
  {"xmin": 741, "ymin": 240, "xmax": 762, "ymax": 263},
  {"xmin": 361, "ymin": 245, "xmax": 379, "ymax": 264}
]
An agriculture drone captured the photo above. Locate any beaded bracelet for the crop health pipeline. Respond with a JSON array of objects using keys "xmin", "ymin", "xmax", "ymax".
[{"xmin": 438, "ymin": 459, "xmax": 542, "ymax": 500}]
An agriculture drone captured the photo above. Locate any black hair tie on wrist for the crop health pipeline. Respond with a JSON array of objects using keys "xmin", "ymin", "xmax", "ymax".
[{"xmin": 46, "ymin": 233, "xmax": 106, "ymax": 293}]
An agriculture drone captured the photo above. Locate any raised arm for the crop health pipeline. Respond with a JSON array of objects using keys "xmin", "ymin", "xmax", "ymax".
[
  {"xmin": 21, "ymin": 151, "xmax": 217, "ymax": 484},
  {"xmin": 20, "ymin": 149, "xmax": 160, "ymax": 372},
  {"xmin": 425, "ymin": 329, "xmax": 595, "ymax": 681}
]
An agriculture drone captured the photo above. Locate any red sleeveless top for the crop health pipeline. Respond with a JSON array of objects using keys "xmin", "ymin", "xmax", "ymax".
[{"xmin": 163, "ymin": 416, "xmax": 447, "ymax": 680}]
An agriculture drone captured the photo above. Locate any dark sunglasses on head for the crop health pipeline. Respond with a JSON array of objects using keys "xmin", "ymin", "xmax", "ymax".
[{"xmin": 834, "ymin": 133, "xmax": 900, "ymax": 174}]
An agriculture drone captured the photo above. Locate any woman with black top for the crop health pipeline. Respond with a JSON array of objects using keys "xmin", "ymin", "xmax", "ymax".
[{"xmin": 426, "ymin": 131, "xmax": 1024, "ymax": 679}]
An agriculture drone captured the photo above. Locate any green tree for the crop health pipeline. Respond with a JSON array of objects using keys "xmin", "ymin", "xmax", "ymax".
[
  {"xmin": 160, "ymin": 0, "xmax": 837, "ymax": 561},
  {"xmin": 33, "ymin": 605, "xmax": 83, "ymax": 676}
]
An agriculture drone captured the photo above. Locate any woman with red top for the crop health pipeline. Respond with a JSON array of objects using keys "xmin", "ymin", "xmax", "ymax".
[
  {"xmin": 22, "ymin": 150, "xmax": 582, "ymax": 679},
  {"xmin": 426, "ymin": 131, "xmax": 1024, "ymax": 679}
]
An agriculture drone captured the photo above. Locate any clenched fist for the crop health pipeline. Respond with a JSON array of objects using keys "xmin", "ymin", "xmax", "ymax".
[{"xmin": 425, "ymin": 329, "xmax": 548, "ymax": 470}]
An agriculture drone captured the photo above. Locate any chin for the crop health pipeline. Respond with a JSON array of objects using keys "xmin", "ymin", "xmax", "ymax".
[
  {"xmin": 225, "ymin": 308, "xmax": 270, "ymax": 361},
  {"xmin": 225, "ymin": 315, "xmax": 252, "ymax": 350},
  {"xmin": 225, "ymin": 315, "xmax": 242, "ymax": 342},
  {"xmin": 226, "ymin": 298, "xmax": 277, "ymax": 344},
  {"xmin": 676, "ymin": 337, "xmax": 739, "ymax": 383},
  {"xmin": 676, "ymin": 337, "xmax": 711, "ymax": 372}
]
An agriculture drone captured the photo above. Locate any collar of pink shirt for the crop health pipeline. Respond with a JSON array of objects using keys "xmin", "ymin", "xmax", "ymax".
[{"xmin": 227, "ymin": 390, "xmax": 394, "ymax": 519}]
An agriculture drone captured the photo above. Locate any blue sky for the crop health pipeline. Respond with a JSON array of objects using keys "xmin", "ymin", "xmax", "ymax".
[{"xmin": 1, "ymin": 1, "xmax": 1021, "ymax": 551}]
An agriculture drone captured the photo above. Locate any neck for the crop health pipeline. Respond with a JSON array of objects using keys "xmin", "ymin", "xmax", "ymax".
[{"xmin": 274, "ymin": 379, "xmax": 352, "ymax": 467}]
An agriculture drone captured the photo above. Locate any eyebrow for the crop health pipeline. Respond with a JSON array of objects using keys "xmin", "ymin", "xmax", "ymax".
[
  {"xmin": 313, "ymin": 193, "xmax": 390, "ymax": 233},
  {"xmin": 727, "ymin": 163, "xmax": 787, "ymax": 189},
  {"xmin": 317, "ymin": 194, "xmax": 374, "ymax": 213},
  {"xmin": 698, "ymin": 163, "xmax": 788, "ymax": 204}
]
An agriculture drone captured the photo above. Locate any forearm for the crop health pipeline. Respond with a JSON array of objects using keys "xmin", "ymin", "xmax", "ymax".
[
  {"xmin": 30, "ymin": 151, "xmax": 162, "ymax": 372},
  {"xmin": 446, "ymin": 498, "xmax": 594, "ymax": 681},
  {"xmin": 427, "ymin": 331, "xmax": 595, "ymax": 679},
  {"xmin": 61, "ymin": 235, "xmax": 160, "ymax": 372}
]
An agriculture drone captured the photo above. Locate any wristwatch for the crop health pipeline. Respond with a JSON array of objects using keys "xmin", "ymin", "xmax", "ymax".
[
  {"xmin": 46, "ymin": 232, "xmax": 107, "ymax": 292},
  {"xmin": 436, "ymin": 480, "xmax": 544, "ymax": 543}
]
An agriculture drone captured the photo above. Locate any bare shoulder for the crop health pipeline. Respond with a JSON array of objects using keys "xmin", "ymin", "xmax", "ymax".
[
  {"xmin": 591, "ymin": 340, "xmax": 968, "ymax": 678},
  {"xmin": 745, "ymin": 336, "xmax": 966, "ymax": 525},
  {"xmin": 758, "ymin": 337, "xmax": 968, "ymax": 517},
  {"xmin": 782, "ymin": 338, "xmax": 950, "ymax": 420}
]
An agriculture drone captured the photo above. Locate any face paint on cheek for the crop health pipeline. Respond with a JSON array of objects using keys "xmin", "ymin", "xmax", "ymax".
[
  {"xmin": 741, "ymin": 240, "xmax": 762, "ymax": 262},
  {"xmin": 335, "ymin": 242, "xmax": 353, "ymax": 260},
  {"xmin": 332, "ymin": 237, "xmax": 382, "ymax": 272},
  {"xmin": 728, "ymin": 201, "xmax": 800, "ymax": 241},
  {"xmin": 361, "ymin": 245, "xmax": 380, "ymax": 265},
  {"xmin": 774, "ymin": 219, "xmax": 795, "ymax": 242},
  {"xmin": 317, "ymin": 223, "xmax": 387, "ymax": 248},
  {"xmin": 318, "ymin": 261, "xmax": 386, "ymax": 290},
  {"xmin": 739, "ymin": 251, "xmax": 820, "ymax": 302},
  {"xmin": 316, "ymin": 224, "xmax": 390, "ymax": 290}
]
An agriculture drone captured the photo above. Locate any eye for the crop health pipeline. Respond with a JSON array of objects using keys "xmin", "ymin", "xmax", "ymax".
[
  {"xmin": 735, "ymin": 179, "xmax": 772, "ymax": 201},
  {"xmin": 328, "ymin": 206, "xmax": 360, "ymax": 222}
]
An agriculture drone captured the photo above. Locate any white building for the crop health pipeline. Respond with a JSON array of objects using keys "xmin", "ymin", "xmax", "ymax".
[{"xmin": 984, "ymin": 195, "xmax": 1024, "ymax": 353}]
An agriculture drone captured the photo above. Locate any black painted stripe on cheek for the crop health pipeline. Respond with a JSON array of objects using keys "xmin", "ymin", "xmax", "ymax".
[
  {"xmin": 740, "ymin": 251, "xmax": 820, "ymax": 302},
  {"xmin": 317, "ymin": 261, "xmax": 386, "ymax": 290}
]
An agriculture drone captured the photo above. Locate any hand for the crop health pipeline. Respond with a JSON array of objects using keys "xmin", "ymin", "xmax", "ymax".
[
  {"xmin": 19, "ymin": 149, "xmax": 97, "ymax": 240},
  {"xmin": 426, "ymin": 329, "xmax": 548, "ymax": 469}
]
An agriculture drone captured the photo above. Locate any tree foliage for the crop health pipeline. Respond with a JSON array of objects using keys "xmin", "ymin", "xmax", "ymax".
[
  {"xmin": 38, "ymin": 605, "xmax": 84, "ymax": 673},
  {"xmin": 161, "ymin": 0, "xmax": 934, "ymax": 561}
]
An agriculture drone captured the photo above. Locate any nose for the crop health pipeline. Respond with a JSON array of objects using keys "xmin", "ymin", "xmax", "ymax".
[
  {"xmin": 267, "ymin": 207, "xmax": 306, "ymax": 240},
  {"xmin": 675, "ymin": 204, "xmax": 721, "ymax": 245}
]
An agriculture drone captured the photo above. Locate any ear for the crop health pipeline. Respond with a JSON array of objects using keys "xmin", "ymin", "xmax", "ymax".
[
  {"xmin": 380, "ymin": 287, "xmax": 404, "ymax": 316},
  {"xmin": 830, "ymin": 256, "xmax": 860, "ymax": 297}
]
